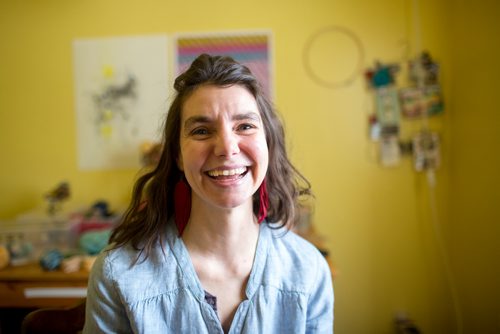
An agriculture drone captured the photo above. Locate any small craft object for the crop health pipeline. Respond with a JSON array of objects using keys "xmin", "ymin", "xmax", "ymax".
[
  {"xmin": 0, "ymin": 246, "xmax": 10, "ymax": 270},
  {"xmin": 61, "ymin": 255, "xmax": 83, "ymax": 273},
  {"xmin": 40, "ymin": 249, "xmax": 63, "ymax": 271},
  {"xmin": 45, "ymin": 182, "xmax": 70, "ymax": 215},
  {"xmin": 82, "ymin": 255, "xmax": 97, "ymax": 272},
  {"xmin": 79, "ymin": 229, "xmax": 111, "ymax": 255}
]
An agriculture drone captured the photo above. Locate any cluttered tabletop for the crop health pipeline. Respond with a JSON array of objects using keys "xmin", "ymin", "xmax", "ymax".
[{"xmin": 0, "ymin": 192, "xmax": 118, "ymax": 308}]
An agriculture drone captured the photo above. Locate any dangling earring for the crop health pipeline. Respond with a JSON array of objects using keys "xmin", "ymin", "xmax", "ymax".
[
  {"xmin": 257, "ymin": 179, "xmax": 269, "ymax": 224},
  {"xmin": 174, "ymin": 177, "xmax": 191, "ymax": 236}
]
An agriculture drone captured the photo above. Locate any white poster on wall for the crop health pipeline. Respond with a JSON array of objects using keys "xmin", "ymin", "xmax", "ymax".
[{"xmin": 73, "ymin": 35, "xmax": 168, "ymax": 170}]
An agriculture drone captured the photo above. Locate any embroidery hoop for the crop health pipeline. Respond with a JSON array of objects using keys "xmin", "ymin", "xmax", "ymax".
[{"xmin": 303, "ymin": 25, "xmax": 365, "ymax": 89}]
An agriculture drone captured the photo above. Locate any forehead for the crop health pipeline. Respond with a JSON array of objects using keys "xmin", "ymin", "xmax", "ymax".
[{"xmin": 181, "ymin": 84, "xmax": 259, "ymax": 121}]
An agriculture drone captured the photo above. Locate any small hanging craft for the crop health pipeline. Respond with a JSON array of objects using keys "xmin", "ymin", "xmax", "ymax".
[{"xmin": 303, "ymin": 25, "xmax": 365, "ymax": 89}]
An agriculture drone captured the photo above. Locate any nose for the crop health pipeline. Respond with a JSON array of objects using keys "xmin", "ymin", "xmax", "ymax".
[{"xmin": 214, "ymin": 130, "xmax": 240, "ymax": 157}]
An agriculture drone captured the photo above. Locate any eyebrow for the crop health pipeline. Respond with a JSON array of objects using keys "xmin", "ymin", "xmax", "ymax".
[
  {"xmin": 183, "ymin": 115, "xmax": 211, "ymax": 130},
  {"xmin": 233, "ymin": 112, "xmax": 261, "ymax": 122},
  {"xmin": 183, "ymin": 112, "xmax": 261, "ymax": 129}
]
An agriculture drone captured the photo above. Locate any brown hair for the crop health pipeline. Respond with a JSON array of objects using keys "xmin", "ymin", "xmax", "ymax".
[{"xmin": 110, "ymin": 54, "xmax": 311, "ymax": 261}]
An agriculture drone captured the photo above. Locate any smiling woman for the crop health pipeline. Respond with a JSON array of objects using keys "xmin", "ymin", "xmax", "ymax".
[
  {"xmin": 83, "ymin": 54, "xmax": 334, "ymax": 334},
  {"xmin": 179, "ymin": 85, "xmax": 269, "ymax": 215}
]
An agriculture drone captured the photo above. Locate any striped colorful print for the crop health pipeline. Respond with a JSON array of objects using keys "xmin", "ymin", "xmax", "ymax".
[{"xmin": 176, "ymin": 33, "xmax": 272, "ymax": 97}]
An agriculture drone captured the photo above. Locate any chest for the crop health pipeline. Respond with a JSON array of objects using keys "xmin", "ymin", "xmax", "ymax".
[
  {"xmin": 125, "ymin": 285, "xmax": 308, "ymax": 334},
  {"xmin": 198, "ymin": 270, "xmax": 250, "ymax": 331}
]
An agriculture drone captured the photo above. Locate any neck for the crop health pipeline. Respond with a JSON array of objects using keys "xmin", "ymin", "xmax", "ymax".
[{"xmin": 182, "ymin": 198, "xmax": 259, "ymax": 260}]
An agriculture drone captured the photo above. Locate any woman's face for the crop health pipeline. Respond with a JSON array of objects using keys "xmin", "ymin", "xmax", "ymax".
[{"xmin": 178, "ymin": 84, "xmax": 269, "ymax": 211}]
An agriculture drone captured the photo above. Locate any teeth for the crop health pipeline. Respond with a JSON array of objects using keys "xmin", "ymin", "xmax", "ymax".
[{"xmin": 208, "ymin": 167, "xmax": 247, "ymax": 177}]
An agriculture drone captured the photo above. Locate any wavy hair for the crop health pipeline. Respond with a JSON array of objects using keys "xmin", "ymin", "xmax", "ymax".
[{"xmin": 110, "ymin": 54, "xmax": 311, "ymax": 261}]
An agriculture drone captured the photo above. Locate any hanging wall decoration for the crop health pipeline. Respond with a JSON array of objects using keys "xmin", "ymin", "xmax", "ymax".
[
  {"xmin": 174, "ymin": 31, "xmax": 273, "ymax": 98},
  {"xmin": 375, "ymin": 87, "xmax": 401, "ymax": 127},
  {"xmin": 303, "ymin": 25, "xmax": 365, "ymax": 89},
  {"xmin": 400, "ymin": 85, "xmax": 443, "ymax": 118},
  {"xmin": 364, "ymin": 60, "xmax": 402, "ymax": 166},
  {"xmin": 413, "ymin": 130, "xmax": 440, "ymax": 172},
  {"xmin": 363, "ymin": 51, "xmax": 444, "ymax": 170},
  {"xmin": 73, "ymin": 35, "xmax": 168, "ymax": 170}
]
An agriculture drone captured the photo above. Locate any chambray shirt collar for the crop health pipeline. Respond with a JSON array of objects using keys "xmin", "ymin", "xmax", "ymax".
[{"xmin": 165, "ymin": 221, "xmax": 270, "ymax": 301}]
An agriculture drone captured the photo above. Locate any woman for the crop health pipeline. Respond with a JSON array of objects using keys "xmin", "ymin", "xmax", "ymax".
[{"xmin": 84, "ymin": 54, "xmax": 334, "ymax": 333}]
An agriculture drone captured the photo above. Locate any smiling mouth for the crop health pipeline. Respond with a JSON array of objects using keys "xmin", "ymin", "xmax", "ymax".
[{"xmin": 206, "ymin": 167, "xmax": 248, "ymax": 179}]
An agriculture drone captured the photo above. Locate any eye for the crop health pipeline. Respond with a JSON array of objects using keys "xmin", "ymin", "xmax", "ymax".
[
  {"xmin": 237, "ymin": 123, "xmax": 257, "ymax": 131},
  {"xmin": 189, "ymin": 127, "xmax": 210, "ymax": 137}
]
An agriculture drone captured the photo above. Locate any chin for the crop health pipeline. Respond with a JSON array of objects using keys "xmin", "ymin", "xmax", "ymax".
[{"xmin": 211, "ymin": 196, "xmax": 253, "ymax": 211}]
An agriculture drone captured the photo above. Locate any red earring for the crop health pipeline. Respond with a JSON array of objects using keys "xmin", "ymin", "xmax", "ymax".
[
  {"xmin": 174, "ymin": 178, "xmax": 191, "ymax": 236},
  {"xmin": 257, "ymin": 179, "xmax": 269, "ymax": 224}
]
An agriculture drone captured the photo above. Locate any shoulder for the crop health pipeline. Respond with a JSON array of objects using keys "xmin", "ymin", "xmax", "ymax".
[
  {"xmin": 266, "ymin": 225, "xmax": 321, "ymax": 261},
  {"xmin": 261, "ymin": 223, "xmax": 331, "ymax": 294},
  {"xmin": 89, "ymin": 239, "xmax": 181, "ymax": 303}
]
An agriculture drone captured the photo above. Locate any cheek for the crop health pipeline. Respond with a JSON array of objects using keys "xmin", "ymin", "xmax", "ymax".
[
  {"xmin": 251, "ymin": 137, "xmax": 269, "ymax": 170},
  {"xmin": 179, "ymin": 143, "xmax": 205, "ymax": 171},
  {"xmin": 178, "ymin": 140, "xmax": 192, "ymax": 172},
  {"xmin": 261, "ymin": 149, "xmax": 269, "ymax": 174},
  {"xmin": 177, "ymin": 141, "xmax": 186, "ymax": 171},
  {"xmin": 258, "ymin": 142, "xmax": 269, "ymax": 162}
]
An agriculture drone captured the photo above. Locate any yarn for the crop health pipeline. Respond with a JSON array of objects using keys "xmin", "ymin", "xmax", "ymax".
[{"xmin": 39, "ymin": 249, "xmax": 63, "ymax": 271}]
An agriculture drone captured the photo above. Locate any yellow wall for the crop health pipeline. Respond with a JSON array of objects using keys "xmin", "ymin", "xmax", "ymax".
[
  {"xmin": 449, "ymin": 0, "xmax": 500, "ymax": 333},
  {"xmin": 1, "ymin": 0, "xmax": 497, "ymax": 333}
]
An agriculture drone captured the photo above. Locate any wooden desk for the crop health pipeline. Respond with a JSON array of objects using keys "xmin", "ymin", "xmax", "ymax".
[{"xmin": 0, "ymin": 263, "xmax": 88, "ymax": 308}]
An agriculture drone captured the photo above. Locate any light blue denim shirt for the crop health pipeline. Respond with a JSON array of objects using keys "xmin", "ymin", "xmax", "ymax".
[{"xmin": 83, "ymin": 222, "xmax": 334, "ymax": 333}]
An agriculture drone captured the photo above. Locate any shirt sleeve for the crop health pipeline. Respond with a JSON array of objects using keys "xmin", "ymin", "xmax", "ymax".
[
  {"xmin": 83, "ymin": 251, "xmax": 132, "ymax": 334},
  {"xmin": 306, "ymin": 252, "xmax": 335, "ymax": 333}
]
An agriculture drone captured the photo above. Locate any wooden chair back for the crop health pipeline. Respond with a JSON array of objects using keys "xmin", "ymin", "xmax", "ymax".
[{"xmin": 21, "ymin": 299, "xmax": 86, "ymax": 334}]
